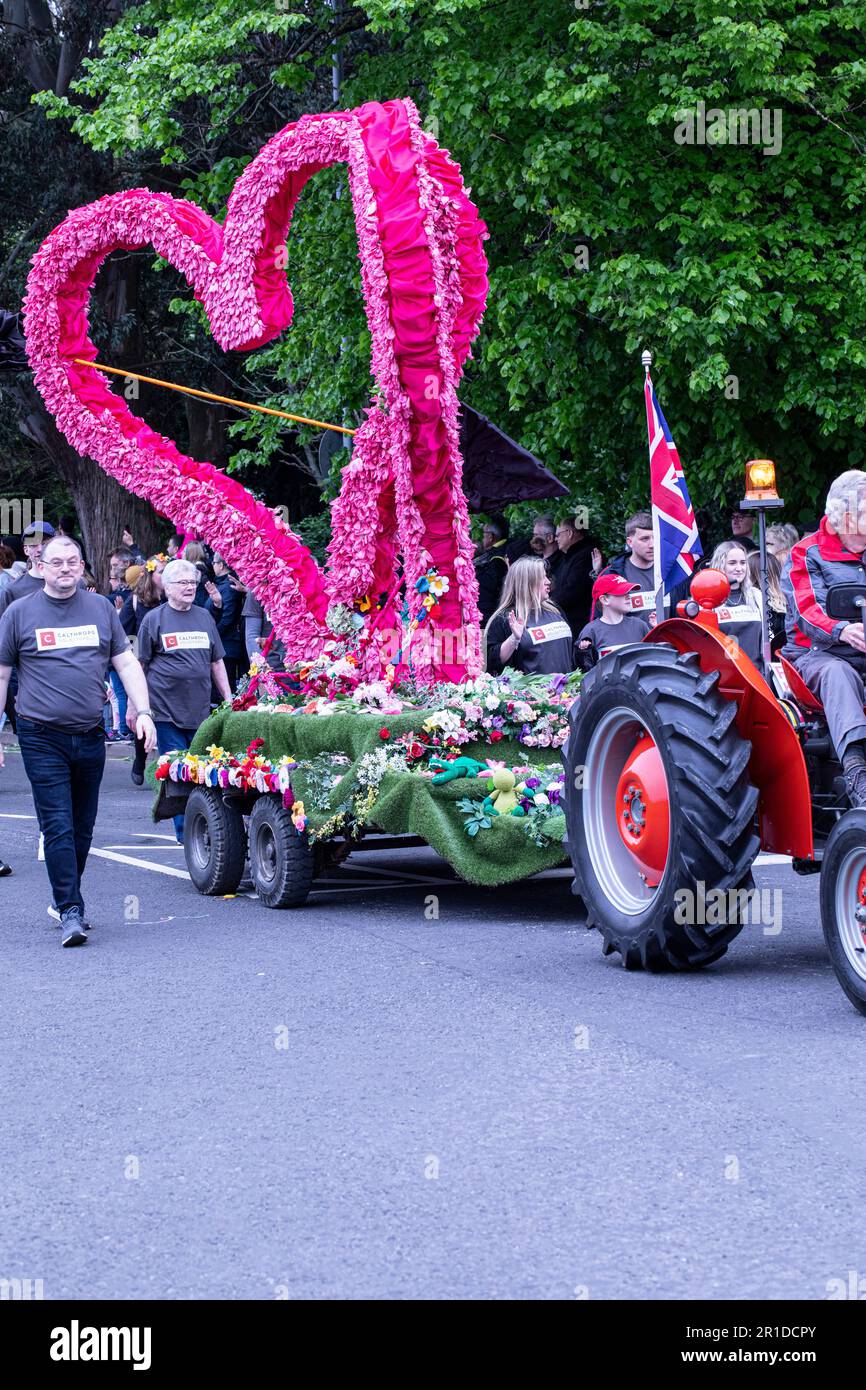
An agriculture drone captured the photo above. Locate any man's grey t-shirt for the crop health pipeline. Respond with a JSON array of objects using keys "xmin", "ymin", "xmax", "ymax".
[
  {"xmin": 137, "ymin": 603, "xmax": 225, "ymax": 731},
  {"xmin": 0, "ymin": 588, "xmax": 130, "ymax": 731},
  {"xmin": 0, "ymin": 570, "xmax": 88, "ymax": 620},
  {"xmin": 622, "ymin": 557, "xmax": 654, "ymax": 591},
  {"xmin": 0, "ymin": 569, "xmax": 43, "ymax": 619}
]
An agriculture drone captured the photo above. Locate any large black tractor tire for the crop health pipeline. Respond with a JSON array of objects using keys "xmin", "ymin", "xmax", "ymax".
[
  {"xmin": 248, "ymin": 795, "xmax": 314, "ymax": 908},
  {"xmin": 563, "ymin": 644, "xmax": 760, "ymax": 971},
  {"xmin": 819, "ymin": 808, "xmax": 866, "ymax": 1016},
  {"xmin": 184, "ymin": 787, "xmax": 248, "ymax": 896}
]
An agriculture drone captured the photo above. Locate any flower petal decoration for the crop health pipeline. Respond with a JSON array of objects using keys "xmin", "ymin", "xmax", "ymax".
[{"xmin": 25, "ymin": 98, "xmax": 487, "ymax": 681}]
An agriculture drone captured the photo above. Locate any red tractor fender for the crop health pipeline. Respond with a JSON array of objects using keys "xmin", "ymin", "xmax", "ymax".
[{"xmin": 643, "ymin": 615, "xmax": 814, "ymax": 860}]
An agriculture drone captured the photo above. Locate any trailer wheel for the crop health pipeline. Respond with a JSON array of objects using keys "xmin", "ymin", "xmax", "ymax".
[
  {"xmin": 184, "ymin": 787, "xmax": 247, "ymax": 896},
  {"xmin": 820, "ymin": 808, "xmax": 866, "ymax": 1016},
  {"xmin": 248, "ymin": 795, "xmax": 314, "ymax": 908},
  {"xmin": 563, "ymin": 644, "xmax": 760, "ymax": 971}
]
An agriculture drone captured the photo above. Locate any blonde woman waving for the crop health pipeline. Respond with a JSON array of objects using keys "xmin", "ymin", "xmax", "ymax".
[{"xmin": 484, "ymin": 556, "xmax": 575, "ymax": 674}]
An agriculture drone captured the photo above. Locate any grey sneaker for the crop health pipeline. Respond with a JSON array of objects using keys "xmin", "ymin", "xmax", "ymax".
[
  {"xmin": 61, "ymin": 908, "xmax": 87, "ymax": 948},
  {"xmin": 844, "ymin": 766, "xmax": 866, "ymax": 809},
  {"xmin": 49, "ymin": 904, "xmax": 90, "ymax": 930}
]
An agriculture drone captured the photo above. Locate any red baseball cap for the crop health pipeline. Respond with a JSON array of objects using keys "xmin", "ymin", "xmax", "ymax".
[{"xmin": 592, "ymin": 573, "xmax": 641, "ymax": 601}]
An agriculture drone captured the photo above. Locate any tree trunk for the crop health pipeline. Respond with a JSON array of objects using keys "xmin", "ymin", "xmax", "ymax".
[{"xmin": 5, "ymin": 376, "xmax": 163, "ymax": 588}]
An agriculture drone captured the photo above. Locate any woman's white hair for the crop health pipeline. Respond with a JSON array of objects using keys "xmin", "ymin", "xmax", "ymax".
[
  {"xmin": 826, "ymin": 471, "xmax": 866, "ymax": 532},
  {"xmin": 162, "ymin": 558, "xmax": 198, "ymax": 586}
]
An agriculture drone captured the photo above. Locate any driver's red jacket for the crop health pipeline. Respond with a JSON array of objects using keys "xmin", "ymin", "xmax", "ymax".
[{"xmin": 782, "ymin": 517, "xmax": 866, "ymax": 662}]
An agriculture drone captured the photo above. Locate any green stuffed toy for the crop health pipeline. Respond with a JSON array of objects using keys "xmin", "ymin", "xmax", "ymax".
[{"xmin": 430, "ymin": 756, "xmax": 488, "ymax": 784}]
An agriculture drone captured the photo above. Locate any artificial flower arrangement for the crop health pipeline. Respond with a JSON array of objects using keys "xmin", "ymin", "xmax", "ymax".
[{"xmin": 156, "ymin": 570, "xmax": 581, "ymax": 857}]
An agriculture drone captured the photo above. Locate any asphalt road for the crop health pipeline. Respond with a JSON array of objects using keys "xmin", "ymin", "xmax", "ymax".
[{"xmin": 1, "ymin": 733, "xmax": 863, "ymax": 1301}]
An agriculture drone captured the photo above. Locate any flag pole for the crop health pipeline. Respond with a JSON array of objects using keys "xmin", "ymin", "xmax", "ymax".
[{"xmin": 642, "ymin": 349, "xmax": 665, "ymax": 625}]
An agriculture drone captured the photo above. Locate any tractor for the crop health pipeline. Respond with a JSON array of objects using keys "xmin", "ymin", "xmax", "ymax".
[{"xmin": 562, "ymin": 557, "xmax": 866, "ymax": 1015}]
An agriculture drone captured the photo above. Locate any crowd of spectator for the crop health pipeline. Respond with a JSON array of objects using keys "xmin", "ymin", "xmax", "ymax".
[
  {"xmin": 0, "ymin": 497, "xmax": 807, "ymax": 750},
  {"xmin": 474, "ymin": 504, "xmax": 807, "ymax": 675}
]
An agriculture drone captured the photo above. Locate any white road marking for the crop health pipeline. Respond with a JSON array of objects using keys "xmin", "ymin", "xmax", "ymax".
[
  {"xmin": 0, "ymin": 812, "xmax": 36, "ymax": 819},
  {"xmin": 89, "ymin": 848, "xmax": 191, "ymax": 880}
]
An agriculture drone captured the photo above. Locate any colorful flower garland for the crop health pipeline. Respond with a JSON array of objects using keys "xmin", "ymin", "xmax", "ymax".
[{"xmin": 155, "ymin": 740, "xmax": 306, "ymax": 832}]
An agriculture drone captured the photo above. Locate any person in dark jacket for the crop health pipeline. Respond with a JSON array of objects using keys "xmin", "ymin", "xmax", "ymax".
[
  {"xmin": 550, "ymin": 514, "xmax": 597, "ymax": 635},
  {"xmin": 474, "ymin": 516, "xmax": 510, "ymax": 625},
  {"xmin": 484, "ymin": 556, "xmax": 575, "ymax": 675},
  {"xmin": 204, "ymin": 552, "xmax": 244, "ymax": 690},
  {"xmin": 180, "ymin": 542, "xmax": 212, "ymax": 608},
  {"xmin": 781, "ymin": 471, "xmax": 866, "ymax": 806}
]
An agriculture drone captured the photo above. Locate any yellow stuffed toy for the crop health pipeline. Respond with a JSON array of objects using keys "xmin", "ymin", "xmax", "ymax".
[{"xmin": 486, "ymin": 768, "xmax": 520, "ymax": 816}]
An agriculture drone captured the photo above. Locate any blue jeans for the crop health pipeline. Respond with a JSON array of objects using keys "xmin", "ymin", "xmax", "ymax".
[
  {"xmin": 155, "ymin": 721, "xmax": 198, "ymax": 839},
  {"xmin": 109, "ymin": 668, "xmax": 129, "ymax": 736},
  {"xmin": 17, "ymin": 717, "xmax": 106, "ymax": 917}
]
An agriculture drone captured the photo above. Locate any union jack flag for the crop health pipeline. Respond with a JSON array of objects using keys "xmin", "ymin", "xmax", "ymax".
[{"xmin": 644, "ymin": 370, "xmax": 702, "ymax": 596}]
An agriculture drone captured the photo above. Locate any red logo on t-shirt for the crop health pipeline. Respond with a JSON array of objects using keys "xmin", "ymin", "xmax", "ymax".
[
  {"xmin": 41, "ymin": 631, "xmax": 56, "ymax": 647},
  {"xmin": 164, "ymin": 634, "xmax": 178, "ymax": 649}
]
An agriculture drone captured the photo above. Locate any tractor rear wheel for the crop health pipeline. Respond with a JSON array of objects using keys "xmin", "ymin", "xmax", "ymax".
[
  {"xmin": 819, "ymin": 808, "xmax": 866, "ymax": 1016},
  {"xmin": 563, "ymin": 644, "xmax": 760, "ymax": 970}
]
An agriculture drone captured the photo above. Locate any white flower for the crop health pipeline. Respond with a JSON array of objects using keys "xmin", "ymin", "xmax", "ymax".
[
  {"xmin": 533, "ymin": 792, "xmax": 550, "ymax": 806},
  {"xmin": 328, "ymin": 658, "xmax": 356, "ymax": 679},
  {"xmin": 484, "ymin": 694, "xmax": 500, "ymax": 710}
]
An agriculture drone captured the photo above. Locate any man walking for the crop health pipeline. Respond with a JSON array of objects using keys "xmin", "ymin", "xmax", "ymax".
[
  {"xmin": 0, "ymin": 535, "xmax": 157, "ymax": 947},
  {"xmin": 136, "ymin": 559, "xmax": 232, "ymax": 842}
]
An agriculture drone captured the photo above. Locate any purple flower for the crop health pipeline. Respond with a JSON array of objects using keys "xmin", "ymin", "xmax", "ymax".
[{"xmin": 525, "ymin": 776, "xmax": 541, "ymax": 790}]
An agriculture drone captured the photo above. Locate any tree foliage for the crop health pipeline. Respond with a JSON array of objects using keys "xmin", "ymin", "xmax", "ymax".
[{"xmin": 9, "ymin": 0, "xmax": 866, "ymax": 550}]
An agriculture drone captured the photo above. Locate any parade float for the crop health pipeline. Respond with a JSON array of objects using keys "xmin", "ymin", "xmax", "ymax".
[
  {"xmin": 23, "ymin": 97, "xmax": 580, "ymax": 903},
  {"xmin": 25, "ymin": 95, "xmax": 866, "ymax": 1018}
]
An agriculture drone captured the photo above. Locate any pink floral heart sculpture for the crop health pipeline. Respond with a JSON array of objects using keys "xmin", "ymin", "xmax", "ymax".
[{"xmin": 24, "ymin": 98, "xmax": 488, "ymax": 681}]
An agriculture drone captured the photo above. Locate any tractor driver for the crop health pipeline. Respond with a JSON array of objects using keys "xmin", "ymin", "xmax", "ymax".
[{"xmin": 782, "ymin": 470, "xmax": 866, "ymax": 807}]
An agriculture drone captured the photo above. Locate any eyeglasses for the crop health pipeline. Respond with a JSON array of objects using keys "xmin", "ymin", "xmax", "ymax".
[{"xmin": 43, "ymin": 559, "xmax": 81, "ymax": 571}]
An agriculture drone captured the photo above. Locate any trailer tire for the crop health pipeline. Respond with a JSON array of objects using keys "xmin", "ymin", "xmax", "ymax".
[
  {"xmin": 248, "ymin": 795, "xmax": 314, "ymax": 908},
  {"xmin": 184, "ymin": 787, "xmax": 248, "ymax": 896}
]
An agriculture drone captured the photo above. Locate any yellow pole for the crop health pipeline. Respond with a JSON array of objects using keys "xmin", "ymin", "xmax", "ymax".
[{"xmin": 71, "ymin": 357, "xmax": 357, "ymax": 437}]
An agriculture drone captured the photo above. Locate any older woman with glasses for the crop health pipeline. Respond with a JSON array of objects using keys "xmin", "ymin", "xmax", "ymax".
[{"xmin": 132, "ymin": 559, "xmax": 232, "ymax": 841}]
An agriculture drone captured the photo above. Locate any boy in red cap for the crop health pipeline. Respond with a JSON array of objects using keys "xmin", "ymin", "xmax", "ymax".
[{"xmin": 577, "ymin": 574, "xmax": 653, "ymax": 667}]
